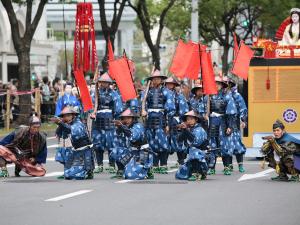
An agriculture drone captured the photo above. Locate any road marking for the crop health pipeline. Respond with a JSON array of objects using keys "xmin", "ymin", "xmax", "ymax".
[
  {"xmin": 167, "ymin": 169, "xmax": 178, "ymax": 173},
  {"xmin": 45, "ymin": 190, "xmax": 93, "ymax": 202},
  {"xmin": 238, "ymin": 168, "xmax": 275, "ymax": 181},
  {"xmin": 47, "ymin": 136, "xmax": 56, "ymax": 140},
  {"xmin": 115, "ymin": 180, "xmax": 134, "ymax": 184},
  {"xmin": 31, "ymin": 171, "xmax": 63, "ymax": 179},
  {"xmin": 48, "ymin": 144, "xmax": 59, "ymax": 149}
]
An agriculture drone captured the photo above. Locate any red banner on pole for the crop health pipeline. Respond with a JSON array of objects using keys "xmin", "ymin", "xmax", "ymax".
[
  {"xmin": 73, "ymin": 70, "xmax": 93, "ymax": 112},
  {"xmin": 231, "ymin": 41, "xmax": 254, "ymax": 80},
  {"xmin": 108, "ymin": 57, "xmax": 137, "ymax": 101},
  {"xmin": 201, "ymin": 50, "xmax": 217, "ymax": 95}
]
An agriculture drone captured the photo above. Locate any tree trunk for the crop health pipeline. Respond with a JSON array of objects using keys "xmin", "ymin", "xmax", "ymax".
[
  {"xmin": 151, "ymin": 47, "xmax": 160, "ymax": 70},
  {"xmin": 16, "ymin": 50, "xmax": 32, "ymax": 125},
  {"xmin": 222, "ymin": 44, "xmax": 230, "ymax": 75}
]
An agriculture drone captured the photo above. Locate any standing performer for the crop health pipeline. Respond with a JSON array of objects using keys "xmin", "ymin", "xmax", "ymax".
[
  {"xmin": 165, "ymin": 76, "xmax": 189, "ymax": 167},
  {"xmin": 92, "ymin": 72, "xmax": 123, "ymax": 174},
  {"xmin": 55, "ymin": 82, "xmax": 80, "ymax": 116},
  {"xmin": 189, "ymin": 83, "xmax": 209, "ymax": 132},
  {"xmin": 142, "ymin": 70, "xmax": 175, "ymax": 174},
  {"xmin": 0, "ymin": 115, "xmax": 47, "ymax": 177},
  {"xmin": 207, "ymin": 77, "xmax": 237, "ymax": 176},
  {"xmin": 261, "ymin": 120, "xmax": 300, "ymax": 182},
  {"xmin": 175, "ymin": 110, "xmax": 209, "ymax": 181},
  {"xmin": 227, "ymin": 79, "xmax": 248, "ymax": 173},
  {"xmin": 54, "ymin": 107, "xmax": 94, "ymax": 180},
  {"xmin": 110, "ymin": 108, "xmax": 153, "ymax": 179}
]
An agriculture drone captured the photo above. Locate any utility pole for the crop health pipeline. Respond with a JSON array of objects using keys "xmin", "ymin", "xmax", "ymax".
[{"xmin": 191, "ymin": 0, "xmax": 199, "ymax": 42}]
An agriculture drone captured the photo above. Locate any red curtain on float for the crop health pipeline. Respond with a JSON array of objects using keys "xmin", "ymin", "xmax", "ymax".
[{"xmin": 108, "ymin": 56, "xmax": 137, "ymax": 101}]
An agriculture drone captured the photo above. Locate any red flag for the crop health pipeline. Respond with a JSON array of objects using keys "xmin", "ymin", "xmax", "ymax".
[
  {"xmin": 233, "ymin": 33, "xmax": 239, "ymax": 60},
  {"xmin": 108, "ymin": 57, "xmax": 137, "ymax": 101},
  {"xmin": 201, "ymin": 49, "xmax": 217, "ymax": 94},
  {"xmin": 231, "ymin": 41, "xmax": 254, "ymax": 80},
  {"xmin": 108, "ymin": 39, "xmax": 114, "ymax": 61},
  {"xmin": 169, "ymin": 40, "xmax": 195, "ymax": 78},
  {"xmin": 73, "ymin": 70, "xmax": 93, "ymax": 112},
  {"xmin": 185, "ymin": 42, "xmax": 201, "ymax": 80}
]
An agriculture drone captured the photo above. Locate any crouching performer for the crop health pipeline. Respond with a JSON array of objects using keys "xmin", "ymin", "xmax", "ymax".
[
  {"xmin": 110, "ymin": 108, "xmax": 154, "ymax": 180},
  {"xmin": 175, "ymin": 110, "xmax": 209, "ymax": 181},
  {"xmin": 54, "ymin": 107, "xmax": 94, "ymax": 180},
  {"xmin": 261, "ymin": 120, "xmax": 300, "ymax": 182},
  {"xmin": 0, "ymin": 115, "xmax": 47, "ymax": 177}
]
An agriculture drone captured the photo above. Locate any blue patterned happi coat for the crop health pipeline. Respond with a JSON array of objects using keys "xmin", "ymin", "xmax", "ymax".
[
  {"xmin": 55, "ymin": 94, "xmax": 80, "ymax": 116},
  {"xmin": 110, "ymin": 122, "xmax": 153, "ymax": 179},
  {"xmin": 231, "ymin": 88, "xmax": 248, "ymax": 155},
  {"xmin": 92, "ymin": 88, "xmax": 123, "ymax": 154},
  {"xmin": 145, "ymin": 86, "xmax": 175, "ymax": 153},
  {"xmin": 55, "ymin": 117, "xmax": 94, "ymax": 179},
  {"xmin": 208, "ymin": 90, "xmax": 237, "ymax": 163},
  {"xmin": 169, "ymin": 90, "xmax": 189, "ymax": 153},
  {"xmin": 175, "ymin": 124, "xmax": 209, "ymax": 179}
]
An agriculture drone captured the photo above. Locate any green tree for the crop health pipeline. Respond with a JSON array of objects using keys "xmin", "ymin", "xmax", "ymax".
[
  {"xmin": 128, "ymin": 0, "xmax": 177, "ymax": 70},
  {"xmin": 1, "ymin": 0, "xmax": 47, "ymax": 124}
]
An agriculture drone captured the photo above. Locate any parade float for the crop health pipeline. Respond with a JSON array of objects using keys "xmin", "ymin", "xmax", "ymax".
[{"xmin": 243, "ymin": 8, "xmax": 300, "ymax": 156}]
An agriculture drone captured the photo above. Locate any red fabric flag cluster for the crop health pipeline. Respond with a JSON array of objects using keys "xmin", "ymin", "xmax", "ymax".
[
  {"xmin": 169, "ymin": 40, "xmax": 200, "ymax": 80},
  {"xmin": 108, "ymin": 56, "xmax": 137, "ymax": 101},
  {"xmin": 201, "ymin": 48, "xmax": 218, "ymax": 95},
  {"xmin": 73, "ymin": 3, "xmax": 98, "ymax": 73},
  {"xmin": 170, "ymin": 39, "xmax": 217, "ymax": 94},
  {"xmin": 231, "ymin": 41, "xmax": 254, "ymax": 80},
  {"xmin": 73, "ymin": 70, "xmax": 93, "ymax": 112}
]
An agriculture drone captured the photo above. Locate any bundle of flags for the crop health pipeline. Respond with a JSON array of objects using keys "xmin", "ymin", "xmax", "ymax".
[{"xmin": 169, "ymin": 35, "xmax": 254, "ymax": 94}]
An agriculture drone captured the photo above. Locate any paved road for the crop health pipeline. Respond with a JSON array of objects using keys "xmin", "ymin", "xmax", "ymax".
[{"xmin": 0, "ymin": 136, "xmax": 299, "ymax": 225}]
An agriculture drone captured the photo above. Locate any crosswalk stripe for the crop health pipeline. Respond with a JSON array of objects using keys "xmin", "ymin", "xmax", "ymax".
[{"xmin": 45, "ymin": 190, "xmax": 93, "ymax": 202}]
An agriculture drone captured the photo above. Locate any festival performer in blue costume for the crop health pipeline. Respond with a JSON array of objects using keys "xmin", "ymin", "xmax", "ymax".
[
  {"xmin": 227, "ymin": 78, "xmax": 248, "ymax": 173},
  {"xmin": 164, "ymin": 76, "xmax": 189, "ymax": 167},
  {"xmin": 91, "ymin": 72, "xmax": 123, "ymax": 174},
  {"xmin": 110, "ymin": 108, "xmax": 153, "ymax": 180},
  {"xmin": 54, "ymin": 107, "xmax": 94, "ymax": 180},
  {"xmin": 142, "ymin": 70, "xmax": 175, "ymax": 174},
  {"xmin": 55, "ymin": 82, "xmax": 80, "ymax": 116},
  {"xmin": 261, "ymin": 120, "xmax": 300, "ymax": 182},
  {"xmin": 207, "ymin": 76, "xmax": 237, "ymax": 176},
  {"xmin": 189, "ymin": 83, "xmax": 208, "ymax": 132},
  {"xmin": 175, "ymin": 110, "xmax": 209, "ymax": 181}
]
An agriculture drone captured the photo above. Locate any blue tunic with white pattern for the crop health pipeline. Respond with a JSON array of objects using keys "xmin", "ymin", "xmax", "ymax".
[
  {"xmin": 110, "ymin": 122, "xmax": 153, "ymax": 180},
  {"xmin": 175, "ymin": 124, "xmax": 209, "ymax": 179},
  {"xmin": 145, "ymin": 86, "xmax": 176, "ymax": 153},
  {"xmin": 55, "ymin": 94, "xmax": 80, "ymax": 116},
  {"xmin": 92, "ymin": 88, "xmax": 123, "ymax": 152},
  {"xmin": 231, "ymin": 88, "xmax": 248, "ymax": 155},
  {"xmin": 169, "ymin": 90, "xmax": 189, "ymax": 153},
  {"xmin": 55, "ymin": 117, "xmax": 94, "ymax": 180},
  {"xmin": 209, "ymin": 90, "xmax": 237, "ymax": 158}
]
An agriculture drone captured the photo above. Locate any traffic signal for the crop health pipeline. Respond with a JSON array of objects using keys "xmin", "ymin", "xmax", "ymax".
[{"xmin": 242, "ymin": 20, "xmax": 250, "ymax": 28}]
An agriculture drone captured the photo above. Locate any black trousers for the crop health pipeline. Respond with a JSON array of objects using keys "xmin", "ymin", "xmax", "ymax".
[
  {"xmin": 95, "ymin": 150, "xmax": 115, "ymax": 167},
  {"xmin": 153, "ymin": 151, "xmax": 168, "ymax": 167},
  {"xmin": 229, "ymin": 153, "xmax": 244, "ymax": 165},
  {"xmin": 177, "ymin": 152, "xmax": 187, "ymax": 165}
]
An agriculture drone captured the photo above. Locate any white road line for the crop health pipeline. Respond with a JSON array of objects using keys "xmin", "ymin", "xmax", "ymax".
[
  {"xmin": 45, "ymin": 190, "xmax": 93, "ymax": 202},
  {"xmin": 31, "ymin": 171, "xmax": 63, "ymax": 179},
  {"xmin": 115, "ymin": 180, "xmax": 134, "ymax": 184},
  {"xmin": 167, "ymin": 169, "xmax": 178, "ymax": 173},
  {"xmin": 48, "ymin": 144, "xmax": 59, "ymax": 149},
  {"xmin": 47, "ymin": 136, "xmax": 56, "ymax": 140},
  {"xmin": 238, "ymin": 168, "xmax": 275, "ymax": 181}
]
